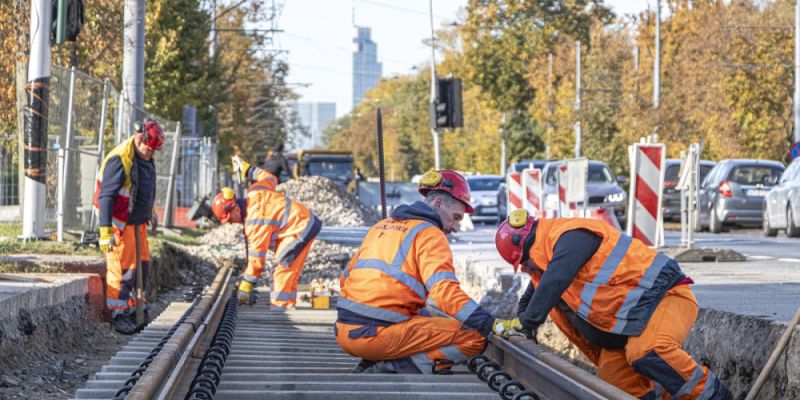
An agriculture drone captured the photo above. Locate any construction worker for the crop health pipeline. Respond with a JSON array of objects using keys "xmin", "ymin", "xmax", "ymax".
[
  {"xmin": 211, "ymin": 156, "xmax": 321, "ymax": 308},
  {"xmin": 493, "ymin": 209, "xmax": 733, "ymax": 399},
  {"xmin": 94, "ymin": 119, "xmax": 164, "ymax": 335},
  {"xmin": 336, "ymin": 170, "xmax": 509, "ymax": 374}
]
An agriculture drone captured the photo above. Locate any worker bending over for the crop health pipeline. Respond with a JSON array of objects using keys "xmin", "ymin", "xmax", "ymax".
[
  {"xmin": 493, "ymin": 210, "xmax": 732, "ymax": 399},
  {"xmin": 337, "ymin": 170, "xmax": 509, "ymax": 374},
  {"xmin": 211, "ymin": 156, "xmax": 321, "ymax": 308},
  {"xmin": 94, "ymin": 119, "xmax": 164, "ymax": 334}
]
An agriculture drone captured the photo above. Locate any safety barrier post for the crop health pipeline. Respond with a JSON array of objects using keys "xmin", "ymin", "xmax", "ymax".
[
  {"xmin": 163, "ymin": 123, "xmax": 182, "ymax": 228},
  {"xmin": 522, "ymin": 168, "xmax": 543, "ymax": 218},
  {"xmin": 627, "ymin": 143, "xmax": 666, "ymax": 247},
  {"xmin": 56, "ymin": 66, "xmax": 77, "ymax": 242},
  {"xmin": 88, "ymin": 79, "xmax": 111, "ymax": 233},
  {"xmin": 506, "ymin": 172, "xmax": 523, "ymax": 215}
]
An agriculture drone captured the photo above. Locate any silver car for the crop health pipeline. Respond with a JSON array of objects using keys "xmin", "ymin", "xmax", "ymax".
[
  {"xmin": 466, "ymin": 175, "xmax": 503, "ymax": 223},
  {"xmin": 698, "ymin": 159, "xmax": 784, "ymax": 233},
  {"xmin": 541, "ymin": 160, "xmax": 628, "ymax": 225},
  {"xmin": 764, "ymin": 158, "xmax": 800, "ymax": 237}
]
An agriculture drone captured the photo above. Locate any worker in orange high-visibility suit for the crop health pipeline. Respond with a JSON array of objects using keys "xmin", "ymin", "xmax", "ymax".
[
  {"xmin": 493, "ymin": 209, "xmax": 733, "ymax": 400},
  {"xmin": 337, "ymin": 170, "xmax": 508, "ymax": 374},
  {"xmin": 211, "ymin": 156, "xmax": 321, "ymax": 308},
  {"xmin": 94, "ymin": 119, "xmax": 164, "ymax": 335}
]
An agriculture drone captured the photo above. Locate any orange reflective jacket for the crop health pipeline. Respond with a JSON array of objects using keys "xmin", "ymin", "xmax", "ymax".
[
  {"xmin": 340, "ymin": 202, "xmax": 494, "ymax": 336},
  {"xmin": 528, "ymin": 218, "xmax": 684, "ymax": 336}
]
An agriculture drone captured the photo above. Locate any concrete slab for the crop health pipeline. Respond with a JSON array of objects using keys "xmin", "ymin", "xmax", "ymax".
[
  {"xmin": 0, "ymin": 254, "xmax": 105, "ymax": 275},
  {"xmin": 0, "ymin": 273, "xmax": 103, "ymax": 320}
]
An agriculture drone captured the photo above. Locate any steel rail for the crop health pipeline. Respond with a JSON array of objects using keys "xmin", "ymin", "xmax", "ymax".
[{"xmin": 483, "ymin": 335, "xmax": 637, "ymax": 400}]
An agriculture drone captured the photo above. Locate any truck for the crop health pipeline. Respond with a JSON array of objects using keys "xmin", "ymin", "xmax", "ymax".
[{"xmin": 285, "ymin": 150, "xmax": 356, "ymax": 190}]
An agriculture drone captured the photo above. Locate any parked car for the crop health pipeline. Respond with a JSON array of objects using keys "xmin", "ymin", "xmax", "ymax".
[
  {"xmin": 763, "ymin": 157, "xmax": 800, "ymax": 237},
  {"xmin": 496, "ymin": 160, "xmax": 549, "ymax": 223},
  {"xmin": 698, "ymin": 159, "xmax": 784, "ymax": 233},
  {"xmin": 662, "ymin": 159, "xmax": 717, "ymax": 221},
  {"xmin": 539, "ymin": 160, "xmax": 628, "ymax": 225},
  {"xmin": 466, "ymin": 175, "xmax": 503, "ymax": 223}
]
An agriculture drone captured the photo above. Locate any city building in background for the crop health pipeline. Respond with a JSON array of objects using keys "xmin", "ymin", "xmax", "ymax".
[
  {"xmin": 291, "ymin": 102, "xmax": 337, "ymax": 151},
  {"xmin": 352, "ymin": 26, "xmax": 382, "ymax": 107}
]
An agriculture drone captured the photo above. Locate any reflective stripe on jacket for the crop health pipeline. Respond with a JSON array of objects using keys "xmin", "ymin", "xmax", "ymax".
[
  {"xmin": 529, "ymin": 218, "xmax": 685, "ymax": 336},
  {"xmin": 340, "ymin": 202, "xmax": 494, "ymax": 336},
  {"xmin": 93, "ymin": 137, "xmax": 136, "ymax": 232}
]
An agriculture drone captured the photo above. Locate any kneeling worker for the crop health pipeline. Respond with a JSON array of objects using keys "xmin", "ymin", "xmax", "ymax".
[
  {"xmin": 211, "ymin": 156, "xmax": 321, "ymax": 308},
  {"xmin": 494, "ymin": 209, "xmax": 732, "ymax": 399},
  {"xmin": 337, "ymin": 170, "xmax": 509, "ymax": 374}
]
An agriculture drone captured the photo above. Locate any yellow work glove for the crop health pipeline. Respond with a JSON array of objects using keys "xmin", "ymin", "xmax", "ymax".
[
  {"xmin": 98, "ymin": 226, "xmax": 115, "ymax": 253},
  {"xmin": 231, "ymin": 156, "xmax": 251, "ymax": 180},
  {"xmin": 238, "ymin": 280, "xmax": 254, "ymax": 305},
  {"xmin": 492, "ymin": 318, "xmax": 524, "ymax": 338}
]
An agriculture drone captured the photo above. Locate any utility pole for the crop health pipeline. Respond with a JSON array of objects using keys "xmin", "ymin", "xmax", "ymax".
[
  {"xmin": 500, "ymin": 112, "xmax": 506, "ymax": 175},
  {"xmin": 21, "ymin": 0, "xmax": 52, "ymax": 239},
  {"xmin": 794, "ymin": 0, "xmax": 800, "ymax": 143},
  {"xmin": 428, "ymin": 0, "xmax": 440, "ymax": 170},
  {"xmin": 654, "ymin": 0, "xmax": 661, "ymax": 110},
  {"xmin": 122, "ymin": 0, "xmax": 146, "ymax": 131},
  {"xmin": 210, "ymin": 0, "xmax": 218, "ymax": 59},
  {"xmin": 574, "ymin": 41, "xmax": 582, "ymax": 158}
]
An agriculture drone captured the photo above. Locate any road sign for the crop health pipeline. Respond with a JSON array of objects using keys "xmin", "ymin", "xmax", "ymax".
[{"xmin": 790, "ymin": 141, "xmax": 800, "ymax": 161}]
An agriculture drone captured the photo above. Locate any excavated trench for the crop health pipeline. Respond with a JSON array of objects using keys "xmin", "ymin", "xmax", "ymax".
[{"xmin": 462, "ymin": 266, "xmax": 800, "ymax": 399}]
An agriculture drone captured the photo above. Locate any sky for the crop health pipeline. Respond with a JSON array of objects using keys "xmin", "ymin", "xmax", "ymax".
[{"xmin": 274, "ymin": 0, "xmax": 652, "ymax": 118}]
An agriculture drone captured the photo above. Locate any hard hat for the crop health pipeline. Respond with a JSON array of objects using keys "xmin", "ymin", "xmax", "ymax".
[
  {"xmin": 138, "ymin": 118, "xmax": 165, "ymax": 150},
  {"xmin": 418, "ymin": 170, "xmax": 474, "ymax": 213},
  {"xmin": 495, "ymin": 209, "xmax": 537, "ymax": 271},
  {"xmin": 211, "ymin": 187, "xmax": 237, "ymax": 223}
]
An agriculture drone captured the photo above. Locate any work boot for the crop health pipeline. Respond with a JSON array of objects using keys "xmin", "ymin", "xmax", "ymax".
[
  {"xmin": 364, "ymin": 358, "xmax": 422, "ymax": 374},
  {"xmin": 112, "ymin": 314, "xmax": 139, "ymax": 335},
  {"xmin": 351, "ymin": 358, "xmax": 376, "ymax": 373}
]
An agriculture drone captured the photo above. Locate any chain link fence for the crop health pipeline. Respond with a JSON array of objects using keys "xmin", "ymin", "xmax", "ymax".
[{"xmin": 2, "ymin": 65, "xmax": 219, "ymax": 236}]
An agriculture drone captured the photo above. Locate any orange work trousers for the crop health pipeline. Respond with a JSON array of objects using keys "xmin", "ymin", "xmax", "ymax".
[
  {"xmin": 105, "ymin": 224, "xmax": 150, "ymax": 318},
  {"xmin": 597, "ymin": 284, "xmax": 728, "ymax": 399},
  {"xmin": 335, "ymin": 315, "xmax": 486, "ymax": 374}
]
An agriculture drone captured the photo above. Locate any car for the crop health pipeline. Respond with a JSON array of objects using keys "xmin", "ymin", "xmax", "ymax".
[
  {"xmin": 496, "ymin": 160, "xmax": 549, "ymax": 223},
  {"xmin": 540, "ymin": 160, "xmax": 628, "ymax": 225},
  {"xmin": 466, "ymin": 175, "xmax": 503, "ymax": 223},
  {"xmin": 763, "ymin": 157, "xmax": 800, "ymax": 237},
  {"xmin": 698, "ymin": 159, "xmax": 784, "ymax": 233},
  {"xmin": 662, "ymin": 159, "xmax": 717, "ymax": 221}
]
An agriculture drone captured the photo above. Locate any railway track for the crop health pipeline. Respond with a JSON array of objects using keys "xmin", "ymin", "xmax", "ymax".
[{"xmin": 72, "ymin": 262, "xmax": 635, "ymax": 400}]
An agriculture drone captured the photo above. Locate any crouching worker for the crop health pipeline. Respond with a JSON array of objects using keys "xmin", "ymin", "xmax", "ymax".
[
  {"xmin": 337, "ymin": 170, "xmax": 512, "ymax": 374},
  {"xmin": 211, "ymin": 156, "xmax": 322, "ymax": 309},
  {"xmin": 494, "ymin": 209, "xmax": 733, "ymax": 399},
  {"xmin": 94, "ymin": 119, "xmax": 164, "ymax": 334}
]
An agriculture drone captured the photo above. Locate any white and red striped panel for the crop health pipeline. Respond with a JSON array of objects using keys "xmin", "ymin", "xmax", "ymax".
[
  {"xmin": 557, "ymin": 165, "xmax": 576, "ymax": 217},
  {"xmin": 628, "ymin": 144, "xmax": 666, "ymax": 246},
  {"xmin": 506, "ymin": 172, "xmax": 523, "ymax": 216},
  {"xmin": 522, "ymin": 168, "xmax": 543, "ymax": 218}
]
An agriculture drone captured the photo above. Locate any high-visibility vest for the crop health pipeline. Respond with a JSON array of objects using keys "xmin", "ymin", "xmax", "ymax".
[
  {"xmin": 339, "ymin": 217, "xmax": 481, "ymax": 326},
  {"xmin": 528, "ymin": 218, "xmax": 683, "ymax": 336},
  {"xmin": 92, "ymin": 137, "xmax": 137, "ymax": 232}
]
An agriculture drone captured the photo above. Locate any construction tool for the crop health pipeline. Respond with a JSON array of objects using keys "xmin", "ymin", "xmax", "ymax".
[
  {"xmin": 233, "ymin": 156, "xmax": 249, "ymax": 264},
  {"xmin": 745, "ymin": 305, "xmax": 800, "ymax": 400},
  {"xmin": 376, "ymin": 107, "xmax": 387, "ymax": 218},
  {"xmin": 134, "ymin": 224, "xmax": 145, "ymax": 327}
]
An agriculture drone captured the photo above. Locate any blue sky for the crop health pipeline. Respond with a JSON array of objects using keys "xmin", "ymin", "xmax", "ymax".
[{"xmin": 275, "ymin": 0, "xmax": 652, "ymax": 117}]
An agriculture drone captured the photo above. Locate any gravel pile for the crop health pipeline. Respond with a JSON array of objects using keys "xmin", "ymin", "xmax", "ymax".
[{"xmin": 278, "ymin": 176, "xmax": 379, "ymax": 226}]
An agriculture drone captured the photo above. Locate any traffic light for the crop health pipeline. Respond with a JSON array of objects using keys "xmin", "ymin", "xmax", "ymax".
[{"xmin": 429, "ymin": 77, "xmax": 463, "ymax": 129}]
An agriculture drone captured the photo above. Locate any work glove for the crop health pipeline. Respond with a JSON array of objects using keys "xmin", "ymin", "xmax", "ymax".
[
  {"xmin": 492, "ymin": 318, "xmax": 537, "ymax": 341},
  {"xmin": 99, "ymin": 226, "xmax": 115, "ymax": 253},
  {"xmin": 238, "ymin": 280, "xmax": 255, "ymax": 305},
  {"xmin": 231, "ymin": 156, "xmax": 251, "ymax": 180}
]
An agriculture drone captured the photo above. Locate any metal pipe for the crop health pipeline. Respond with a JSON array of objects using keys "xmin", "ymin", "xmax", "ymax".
[
  {"xmin": 377, "ymin": 108, "xmax": 387, "ymax": 219},
  {"xmin": 574, "ymin": 41, "xmax": 582, "ymax": 158},
  {"xmin": 57, "ymin": 67, "xmax": 77, "ymax": 242},
  {"xmin": 428, "ymin": 0, "xmax": 440, "ymax": 170},
  {"xmin": 163, "ymin": 122, "xmax": 182, "ymax": 227}
]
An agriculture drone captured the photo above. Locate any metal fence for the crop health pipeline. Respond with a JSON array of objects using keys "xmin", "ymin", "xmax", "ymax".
[{"xmin": 2, "ymin": 65, "xmax": 219, "ymax": 237}]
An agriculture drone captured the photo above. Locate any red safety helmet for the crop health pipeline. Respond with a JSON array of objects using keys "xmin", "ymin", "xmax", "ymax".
[
  {"xmin": 495, "ymin": 209, "xmax": 537, "ymax": 271},
  {"xmin": 418, "ymin": 170, "xmax": 474, "ymax": 213},
  {"xmin": 138, "ymin": 118, "xmax": 165, "ymax": 150},
  {"xmin": 211, "ymin": 187, "xmax": 237, "ymax": 223}
]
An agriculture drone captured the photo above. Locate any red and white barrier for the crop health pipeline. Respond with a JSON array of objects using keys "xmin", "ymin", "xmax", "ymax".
[
  {"xmin": 506, "ymin": 172, "xmax": 523, "ymax": 216},
  {"xmin": 557, "ymin": 165, "xmax": 576, "ymax": 217},
  {"xmin": 627, "ymin": 144, "xmax": 666, "ymax": 247},
  {"xmin": 522, "ymin": 168, "xmax": 543, "ymax": 218}
]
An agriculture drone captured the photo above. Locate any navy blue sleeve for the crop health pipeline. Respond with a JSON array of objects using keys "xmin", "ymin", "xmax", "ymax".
[
  {"xmin": 518, "ymin": 229, "xmax": 602, "ymax": 331},
  {"xmin": 98, "ymin": 156, "xmax": 125, "ymax": 227},
  {"xmin": 517, "ymin": 281, "xmax": 535, "ymax": 316}
]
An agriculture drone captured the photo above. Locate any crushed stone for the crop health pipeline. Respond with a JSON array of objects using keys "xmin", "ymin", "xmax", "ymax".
[{"xmin": 277, "ymin": 176, "xmax": 379, "ymax": 227}]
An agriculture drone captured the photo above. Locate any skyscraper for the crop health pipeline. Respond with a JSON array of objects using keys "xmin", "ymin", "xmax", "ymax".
[
  {"xmin": 292, "ymin": 102, "xmax": 337, "ymax": 151},
  {"xmin": 352, "ymin": 26, "xmax": 382, "ymax": 108}
]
